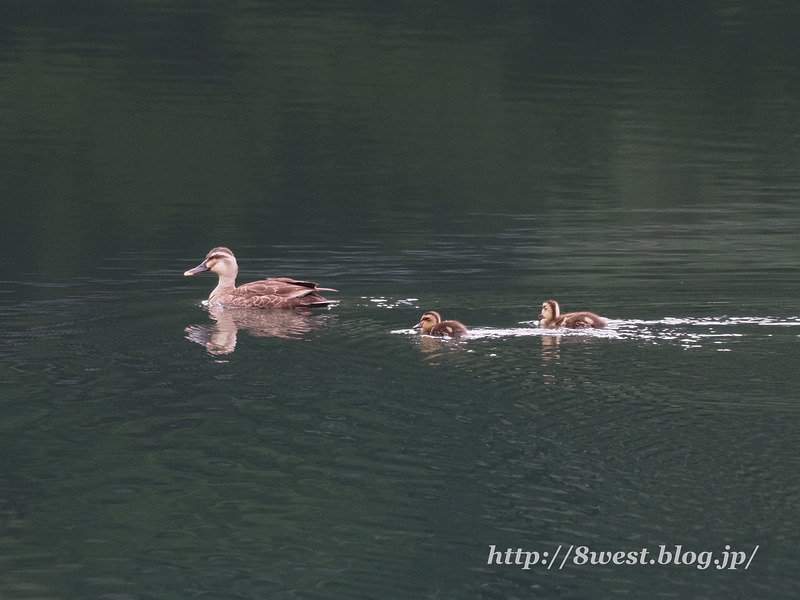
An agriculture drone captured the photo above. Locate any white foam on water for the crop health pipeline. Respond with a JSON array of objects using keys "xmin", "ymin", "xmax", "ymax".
[{"xmin": 391, "ymin": 315, "xmax": 800, "ymax": 350}]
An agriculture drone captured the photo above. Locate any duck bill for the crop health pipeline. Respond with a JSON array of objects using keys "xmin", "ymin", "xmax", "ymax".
[
  {"xmin": 413, "ymin": 322, "xmax": 422, "ymax": 330},
  {"xmin": 537, "ymin": 313, "xmax": 544, "ymax": 320},
  {"xmin": 184, "ymin": 262, "xmax": 210, "ymax": 276}
]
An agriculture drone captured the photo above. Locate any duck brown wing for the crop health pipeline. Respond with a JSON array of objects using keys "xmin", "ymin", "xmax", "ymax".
[
  {"xmin": 273, "ymin": 277, "xmax": 337, "ymax": 292},
  {"xmin": 232, "ymin": 279, "xmax": 335, "ymax": 309},
  {"xmin": 565, "ymin": 312, "xmax": 606, "ymax": 328},
  {"xmin": 236, "ymin": 279, "xmax": 312, "ymax": 298}
]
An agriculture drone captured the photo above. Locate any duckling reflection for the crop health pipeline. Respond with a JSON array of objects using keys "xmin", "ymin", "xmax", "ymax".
[
  {"xmin": 414, "ymin": 334, "xmax": 471, "ymax": 365},
  {"xmin": 540, "ymin": 334, "xmax": 561, "ymax": 355},
  {"xmin": 185, "ymin": 305, "xmax": 331, "ymax": 355},
  {"xmin": 417, "ymin": 334, "xmax": 451, "ymax": 355},
  {"xmin": 538, "ymin": 335, "xmax": 563, "ymax": 381}
]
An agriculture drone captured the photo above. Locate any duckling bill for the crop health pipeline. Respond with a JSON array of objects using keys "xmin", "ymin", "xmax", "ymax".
[
  {"xmin": 184, "ymin": 247, "xmax": 336, "ymax": 309},
  {"xmin": 538, "ymin": 300, "xmax": 606, "ymax": 329},
  {"xmin": 413, "ymin": 311, "xmax": 468, "ymax": 337}
]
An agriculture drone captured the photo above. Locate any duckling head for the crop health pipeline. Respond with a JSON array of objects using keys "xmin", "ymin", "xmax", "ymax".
[
  {"xmin": 184, "ymin": 247, "xmax": 239, "ymax": 279},
  {"xmin": 413, "ymin": 311, "xmax": 442, "ymax": 334},
  {"xmin": 538, "ymin": 300, "xmax": 560, "ymax": 325}
]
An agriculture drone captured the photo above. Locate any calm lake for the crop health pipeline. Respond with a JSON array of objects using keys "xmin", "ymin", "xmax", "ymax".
[{"xmin": 1, "ymin": 2, "xmax": 799, "ymax": 598}]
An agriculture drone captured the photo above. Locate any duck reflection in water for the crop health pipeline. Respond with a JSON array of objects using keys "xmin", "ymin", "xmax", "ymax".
[
  {"xmin": 185, "ymin": 305, "xmax": 333, "ymax": 355},
  {"xmin": 540, "ymin": 335, "xmax": 562, "ymax": 368},
  {"xmin": 414, "ymin": 334, "xmax": 472, "ymax": 365}
]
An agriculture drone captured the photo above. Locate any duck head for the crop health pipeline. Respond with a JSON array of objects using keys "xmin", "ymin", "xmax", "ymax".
[
  {"xmin": 413, "ymin": 311, "xmax": 442, "ymax": 334},
  {"xmin": 538, "ymin": 300, "xmax": 560, "ymax": 326},
  {"xmin": 184, "ymin": 247, "xmax": 239, "ymax": 279}
]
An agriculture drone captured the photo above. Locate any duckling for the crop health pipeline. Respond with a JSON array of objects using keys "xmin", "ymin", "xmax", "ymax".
[
  {"xmin": 538, "ymin": 300, "xmax": 606, "ymax": 329},
  {"xmin": 413, "ymin": 311, "xmax": 468, "ymax": 337},
  {"xmin": 184, "ymin": 247, "xmax": 336, "ymax": 309}
]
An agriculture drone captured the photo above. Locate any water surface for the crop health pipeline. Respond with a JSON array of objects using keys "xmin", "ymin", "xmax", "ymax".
[{"xmin": 2, "ymin": 3, "xmax": 800, "ymax": 598}]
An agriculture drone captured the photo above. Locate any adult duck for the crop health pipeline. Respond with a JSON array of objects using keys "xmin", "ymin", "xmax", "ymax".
[
  {"xmin": 538, "ymin": 300, "xmax": 606, "ymax": 329},
  {"xmin": 184, "ymin": 247, "xmax": 336, "ymax": 309},
  {"xmin": 413, "ymin": 311, "xmax": 468, "ymax": 337}
]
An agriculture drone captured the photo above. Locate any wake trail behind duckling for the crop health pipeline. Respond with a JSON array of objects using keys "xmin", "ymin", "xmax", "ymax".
[{"xmin": 392, "ymin": 315, "xmax": 800, "ymax": 349}]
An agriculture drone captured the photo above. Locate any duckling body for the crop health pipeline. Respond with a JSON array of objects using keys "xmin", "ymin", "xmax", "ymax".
[
  {"xmin": 413, "ymin": 311, "xmax": 468, "ymax": 337},
  {"xmin": 184, "ymin": 247, "xmax": 336, "ymax": 309},
  {"xmin": 538, "ymin": 300, "xmax": 606, "ymax": 329}
]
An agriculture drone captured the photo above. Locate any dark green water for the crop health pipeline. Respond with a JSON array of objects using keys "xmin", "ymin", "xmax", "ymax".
[{"xmin": 2, "ymin": 3, "xmax": 800, "ymax": 598}]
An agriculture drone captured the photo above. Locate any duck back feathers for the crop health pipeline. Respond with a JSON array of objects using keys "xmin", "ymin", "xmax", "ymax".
[{"xmin": 219, "ymin": 277, "xmax": 335, "ymax": 309}]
